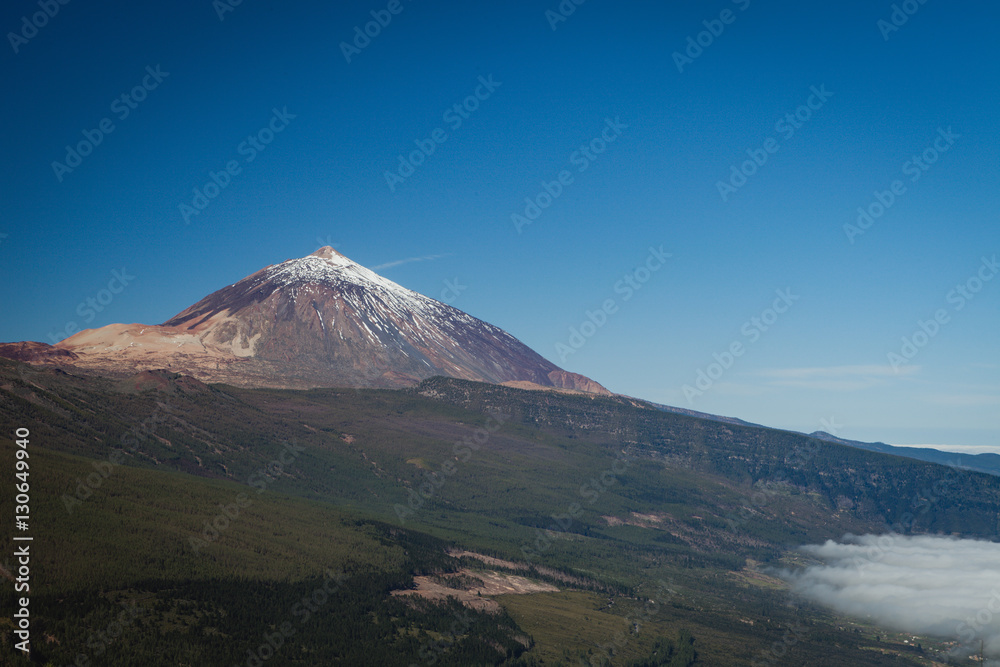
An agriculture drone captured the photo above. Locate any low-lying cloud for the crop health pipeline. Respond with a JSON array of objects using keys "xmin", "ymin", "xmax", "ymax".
[{"xmin": 781, "ymin": 534, "xmax": 1000, "ymax": 661}]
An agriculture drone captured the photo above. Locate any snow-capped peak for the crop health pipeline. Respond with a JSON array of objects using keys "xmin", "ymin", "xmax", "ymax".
[
  {"xmin": 56, "ymin": 245, "xmax": 608, "ymax": 394},
  {"xmin": 261, "ymin": 247, "xmax": 421, "ymax": 300},
  {"xmin": 309, "ymin": 246, "xmax": 351, "ymax": 263}
]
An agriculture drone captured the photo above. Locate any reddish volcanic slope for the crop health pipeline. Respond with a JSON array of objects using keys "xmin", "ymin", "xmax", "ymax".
[
  {"xmin": 0, "ymin": 341, "xmax": 79, "ymax": 363},
  {"xmin": 25, "ymin": 247, "xmax": 607, "ymax": 393}
]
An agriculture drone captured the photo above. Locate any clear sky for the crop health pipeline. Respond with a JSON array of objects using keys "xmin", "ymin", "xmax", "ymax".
[{"xmin": 1, "ymin": 0, "xmax": 997, "ymax": 450}]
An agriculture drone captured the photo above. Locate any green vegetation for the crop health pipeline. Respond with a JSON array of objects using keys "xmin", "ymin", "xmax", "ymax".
[
  {"xmin": 1, "ymin": 361, "xmax": 995, "ymax": 664},
  {"xmin": 0, "ymin": 447, "xmax": 527, "ymax": 665}
]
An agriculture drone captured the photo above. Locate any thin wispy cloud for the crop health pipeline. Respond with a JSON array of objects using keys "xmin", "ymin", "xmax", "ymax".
[
  {"xmin": 780, "ymin": 379, "xmax": 884, "ymax": 392},
  {"xmin": 707, "ymin": 381, "xmax": 776, "ymax": 398},
  {"xmin": 922, "ymin": 393, "xmax": 1000, "ymax": 408},
  {"xmin": 759, "ymin": 365, "xmax": 919, "ymax": 379},
  {"xmin": 965, "ymin": 363, "xmax": 999, "ymax": 371},
  {"xmin": 756, "ymin": 365, "xmax": 919, "ymax": 391},
  {"xmin": 781, "ymin": 534, "xmax": 1000, "ymax": 663},
  {"xmin": 372, "ymin": 254, "xmax": 452, "ymax": 270}
]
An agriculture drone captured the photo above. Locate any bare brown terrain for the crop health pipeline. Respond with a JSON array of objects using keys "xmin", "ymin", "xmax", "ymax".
[{"xmin": 392, "ymin": 568, "xmax": 559, "ymax": 614}]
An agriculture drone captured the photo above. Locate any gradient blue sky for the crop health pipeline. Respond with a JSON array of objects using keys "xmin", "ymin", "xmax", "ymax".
[{"xmin": 2, "ymin": 0, "xmax": 997, "ymax": 450}]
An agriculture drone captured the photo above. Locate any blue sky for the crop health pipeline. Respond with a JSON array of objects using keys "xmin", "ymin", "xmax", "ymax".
[{"xmin": 1, "ymin": 0, "xmax": 997, "ymax": 450}]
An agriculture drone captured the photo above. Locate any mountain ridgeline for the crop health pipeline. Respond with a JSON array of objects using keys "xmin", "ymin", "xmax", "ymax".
[
  {"xmin": 2, "ymin": 361, "xmax": 997, "ymax": 664},
  {"xmin": 1, "ymin": 243, "xmax": 996, "ymax": 665},
  {"xmin": 1, "ymin": 247, "xmax": 606, "ymax": 393}
]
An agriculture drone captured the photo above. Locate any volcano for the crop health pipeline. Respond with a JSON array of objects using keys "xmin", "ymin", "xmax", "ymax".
[{"xmin": 19, "ymin": 247, "xmax": 607, "ymax": 393}]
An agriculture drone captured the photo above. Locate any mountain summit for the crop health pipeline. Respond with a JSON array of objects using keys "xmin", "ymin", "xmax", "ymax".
[{"xmin": 31, "ymin": 248, "xmax": 607, "ymax": 392}]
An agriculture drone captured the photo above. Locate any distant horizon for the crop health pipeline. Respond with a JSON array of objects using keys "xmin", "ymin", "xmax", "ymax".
[
  {"xmin": 3, "ymin": 0, "xmax": 996, "ymax": 451},
  {"xmin": 7, "ymin": 4, "xmax": 1000, "ymax": 665},
  {"xmin": 4, "ymin": 240, "xmax": 995, "ymax": 456}
]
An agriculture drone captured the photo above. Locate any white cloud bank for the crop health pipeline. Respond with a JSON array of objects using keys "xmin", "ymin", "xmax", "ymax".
[{"xmin": 781, "ymin": 534, "xmax": 1000, "ymax": 661}]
